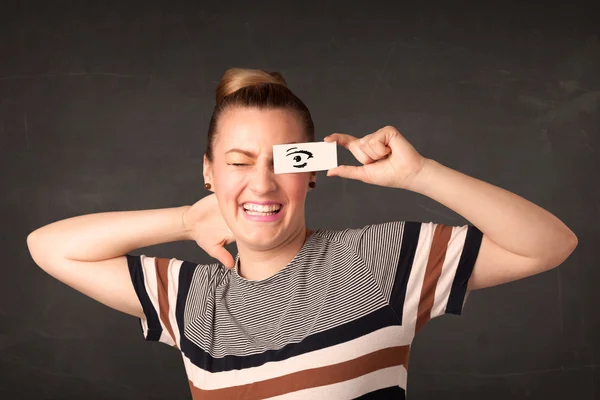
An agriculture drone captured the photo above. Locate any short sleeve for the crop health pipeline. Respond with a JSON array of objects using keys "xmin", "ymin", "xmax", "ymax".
[
  {"xmin": 356, "ymin": 221, "xmax": 483, "ymax": 332},
  {"xmin": 125, "ymin": 253, "xmax": 199, "ymax": 348}
]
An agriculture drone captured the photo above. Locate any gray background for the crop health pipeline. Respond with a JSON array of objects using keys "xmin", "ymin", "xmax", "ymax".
[{"xmin": 3, "ymin": 0, "xmax": 598, "ymax": 398}]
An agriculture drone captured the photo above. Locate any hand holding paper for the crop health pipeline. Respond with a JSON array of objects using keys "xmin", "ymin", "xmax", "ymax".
[{"xmin": 324, "ymin": 126, "xmax": 428, "ymax": 190}]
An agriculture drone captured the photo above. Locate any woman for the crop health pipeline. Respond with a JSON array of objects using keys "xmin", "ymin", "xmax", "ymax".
[{"xmin": 27, "ymin": 68, "xmax": 578, "ymax": 399}]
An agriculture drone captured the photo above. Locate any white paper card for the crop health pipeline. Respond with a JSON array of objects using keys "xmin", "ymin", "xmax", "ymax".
[{"xmin": 273, "ymin": 141, "xmax": 338, "ymax": 174}]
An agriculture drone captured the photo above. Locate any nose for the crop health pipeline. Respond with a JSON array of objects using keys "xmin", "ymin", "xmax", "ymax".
[{"xmin": 249, "ymin": 160, "xmax": 277, "ymax": 195}]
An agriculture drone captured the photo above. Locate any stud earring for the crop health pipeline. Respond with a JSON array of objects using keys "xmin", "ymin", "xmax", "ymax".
[
  {"xmin": 309, "ymin": 181, "xmax": 316, "ymax": 188},
  {"xmin": 204, "ymin": 183, "xmax": 211, "ymax": 190}
]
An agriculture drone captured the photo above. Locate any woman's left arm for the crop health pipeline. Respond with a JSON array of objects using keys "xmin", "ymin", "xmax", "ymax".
[{"xmin": 325, "ymin": 126, "xmax": 578, "ymax": 291}]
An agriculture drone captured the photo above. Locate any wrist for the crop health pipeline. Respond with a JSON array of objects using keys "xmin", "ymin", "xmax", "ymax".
[
  {"xmin": 405, "ymin": 158, "xmax": 438, "ymax": 193},
  {"xmin": 179, "ymin": 205, "xmax": 193, "ymax": 240}
]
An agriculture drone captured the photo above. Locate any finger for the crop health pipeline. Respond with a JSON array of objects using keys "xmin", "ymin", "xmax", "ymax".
[
  {"xmin": 356, "ymin": 135, "xmax": 380, "ymax": 161},
  {"xmin": 359, "ymin": 128, "xmax": 393, "ymax": 157},
  {"xmin": 326, "ymin": 165, "xmax": 369, "ymax": 183},
  {"xmin": 326, "ymin": 133, "xmax": 375, "ymax": 165},
  {"xmin": 324, "ymin": 133, "xmax": 356, "ymax": 148},
  {"xmin": 350, "ymin": 143, "xmax": 376, "ymax": 165},
  {"xmin": 379, "ymin": 125, "xmax": 410, "ymax": 153},
  {"xmin": 341, "ymin": 137, "xmax": 380, "ymax": 165},
  {"xmin": 367, "ymin": 135, "xmax": 392, "ymax": 160},
  {"xmin": 210, "ymin": 247, "xmax": 235, "ymax": 269}
]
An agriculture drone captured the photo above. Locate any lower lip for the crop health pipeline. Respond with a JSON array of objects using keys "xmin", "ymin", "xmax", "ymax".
[{"xmin": 241, "ymin": 206, "xmax": 284, "ymax": 222}]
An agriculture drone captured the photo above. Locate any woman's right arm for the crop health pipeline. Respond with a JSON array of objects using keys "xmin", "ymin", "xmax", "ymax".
[{"xmin": 26, "ymin": 205, "xmax": 192, "ymax": 319}]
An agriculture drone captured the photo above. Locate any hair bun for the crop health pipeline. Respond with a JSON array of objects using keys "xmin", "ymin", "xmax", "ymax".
[{"xmin": 216, "ymin": 68, "xmax": 288, "ymax": 104}]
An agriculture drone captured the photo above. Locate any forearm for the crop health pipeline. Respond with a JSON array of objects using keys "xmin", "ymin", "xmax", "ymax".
[
  {"xmin": 408, "ymin": 158, "xmax": 577, "ymax": 262},
  {"xmin": 27, "ymin": 205, "xmax": 192, "ymax": 262}
]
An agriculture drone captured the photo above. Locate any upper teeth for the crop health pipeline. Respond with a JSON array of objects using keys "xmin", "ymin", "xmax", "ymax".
[{"xmin": 243, "ymin": 203, "xmax": 281, "ymax": 212}]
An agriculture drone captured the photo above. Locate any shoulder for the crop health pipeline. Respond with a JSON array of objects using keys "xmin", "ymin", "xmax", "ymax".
[
  {"xmin": 314, "ymin": 221, "xmax": 406, "ymax": 246},
  {"xmin": 126, "ymin": 254, "xmax": 230, "ymax": 288},
  {"xmin": 310, "ymin": 221, "xmax": 409, "ymax": 261}
]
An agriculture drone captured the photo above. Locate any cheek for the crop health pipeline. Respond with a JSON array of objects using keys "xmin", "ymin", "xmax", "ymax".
[
  {"xmin": 215, "ymin": 167, "xmax": 242, "ymax": 187},
  {"xmin": 280, "ymin": 176, "xmax": 309, "ymax": 202},
  {"xmin": 214, "ymin": 171, "xmax": 245, "ymax": 202}
]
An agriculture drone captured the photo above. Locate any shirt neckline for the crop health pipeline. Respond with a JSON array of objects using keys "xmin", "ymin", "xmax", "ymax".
[{"xmin": 232, "ymin": 229, "xmax": 321, "ymax": 284}]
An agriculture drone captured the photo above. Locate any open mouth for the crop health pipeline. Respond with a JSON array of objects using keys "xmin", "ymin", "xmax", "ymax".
[{"xmin": 242, "ymin": 203, "xmax": 282, "ymax": 216}]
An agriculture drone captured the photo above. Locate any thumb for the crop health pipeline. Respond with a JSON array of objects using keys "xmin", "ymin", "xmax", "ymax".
[
  {"xmin": 327, "ymin": 165, "xmax": 368, "ymax": 182},
  {"xmin": 209, "ymin": 247, "xmax": 235, "ymax": 269}
]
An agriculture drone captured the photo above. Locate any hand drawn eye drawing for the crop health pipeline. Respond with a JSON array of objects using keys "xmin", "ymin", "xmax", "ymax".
[{"xmin": 285, "ymin": 147, "xmax": 314, "ymax": 168}]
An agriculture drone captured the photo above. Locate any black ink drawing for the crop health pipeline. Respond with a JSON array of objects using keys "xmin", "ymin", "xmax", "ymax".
[{"xmin": 285, "ymin": 147, "xmax": 314, "ymax": 168}]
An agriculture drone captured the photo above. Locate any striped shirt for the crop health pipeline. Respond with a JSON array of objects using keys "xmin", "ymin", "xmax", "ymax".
[{"xmin": 126, "ymin": 220, "xmax": 482, "ymax": 399}]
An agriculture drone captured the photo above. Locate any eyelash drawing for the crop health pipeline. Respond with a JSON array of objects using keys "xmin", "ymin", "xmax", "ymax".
[{"xmin": 285, "ymin": 148, "xmax": 314, "ymax": 168}]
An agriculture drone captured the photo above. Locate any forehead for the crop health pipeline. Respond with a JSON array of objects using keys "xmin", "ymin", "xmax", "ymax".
[{"xmin": 214, "ymin": 107, "xmax": 306, "ymax": 154}]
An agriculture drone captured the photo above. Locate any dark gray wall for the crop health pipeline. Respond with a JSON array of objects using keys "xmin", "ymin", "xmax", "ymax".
[{"xmin": 3, "ymin": 1, "xmax": 598, "ymax": 399}]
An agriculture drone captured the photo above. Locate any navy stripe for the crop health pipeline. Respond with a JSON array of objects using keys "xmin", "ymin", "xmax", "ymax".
[
  {"xmin": 389, "ymin": 221, "xmax": 420, "ymax": 322},
  {"xmin": 355, "ymin": 385, "xmax": 405, "ymax": 399},
  {"xmin": 175, "ymin": 260, "xmax": 198, "ymax": 344},
  {"xmin": 446, "ymin": 225, "xmax": 483, "ymax": 315},
  {"xmin": 180, "ymin": 304, "xmax": 399, "ymax": 373},
  {"xmin": 126, "ymin": 254, "xmax": 162, "ymax": 342}
]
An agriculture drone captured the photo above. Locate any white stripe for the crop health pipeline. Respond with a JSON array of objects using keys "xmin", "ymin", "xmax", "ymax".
[
  {"xmin": 267, "ymin": 365, "xmax": 407, "ymax": 399},
  {"xmin": 158, "ymin": 330, "xmax": 173, "ymax": 345},
  {"xmin": 139, "ymin": 255, "xmax": 175, "ymax": 346},
  {"xmin": 139, "ymin": 318, "xmax": 149, "ymax": 338},
  {"xmin": 183, "ymin": 325, "xmax": 410, "ymax": 390},
  {"xmin": 400, "ymin": 222, "xmax": 432, "ymax": 335},
  {"xmin": 168, "ymin": 258, "xmax": 182, "ymax": 347},
  {"xmin": 431, "ymin": 225, "xmax": 467, "ymax": 318}
]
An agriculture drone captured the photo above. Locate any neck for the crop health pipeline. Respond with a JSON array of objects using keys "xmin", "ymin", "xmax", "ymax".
[{"xmin": 235, "ymin": 226, "xmax": 312, "ymax": 281}]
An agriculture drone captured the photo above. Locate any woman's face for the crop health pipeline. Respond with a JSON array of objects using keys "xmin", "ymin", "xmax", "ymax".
[{"xmin": 203, "ymin": 107, "xmax": 315, "ymax": 250}]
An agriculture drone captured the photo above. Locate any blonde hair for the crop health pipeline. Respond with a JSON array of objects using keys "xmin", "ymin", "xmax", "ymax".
[{"xmin": 205, "ymin": 68, "xmax": 315, "ymax": 161}]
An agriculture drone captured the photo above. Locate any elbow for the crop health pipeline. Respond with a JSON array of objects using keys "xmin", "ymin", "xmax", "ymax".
[
  {"xmin": 569, "ymin": 232, "xmax": 578, "ymax": 251},
  {"xmin": 27, "ymin": 228, "xmax": 42, "ymax": 245},
  {"xmin": 27, "ymin": 230, "xmax": 43, "ymax": 252},
  {"xmin": 563, "ymin": 230, "xmax": 578, "ymax": 258},
  {"xmin": 565, "ymin": 232, "xmax": 578, "ymax": 259},
  {"xmin": 545, "ymin": 231, "xmax": 578, "ymax": 270},
  {"xmin": 27, "ymin": 232, "xmax": 41, "ymax": 263},
  {"xmin": 27, "ymin": 231, "xmax": 50, "ymax": 267},
  {"xmin": 26, "ymin": 231, "xmax": 37, "ymax": 252}
]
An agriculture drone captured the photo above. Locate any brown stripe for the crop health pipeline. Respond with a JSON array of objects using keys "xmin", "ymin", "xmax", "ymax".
[
  {"xmin": 155, "ymin": 257, "xmax": 178, "ymax": 348},
  {"xmin": 415, "ymin": 224, "xmax": 452, "ymax": 333},
  {"xmin": 188, "ymin": 345, "xmax": 410, "ymax": 399}
]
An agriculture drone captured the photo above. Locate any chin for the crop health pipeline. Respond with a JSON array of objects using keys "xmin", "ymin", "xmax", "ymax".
[
  {"xmin": 241, "ymin": 234, "xmax": 281, "ymax": 251},
  {"xmin": 239, "ymin": 223, "xmax": 293, "ymax": 248}
]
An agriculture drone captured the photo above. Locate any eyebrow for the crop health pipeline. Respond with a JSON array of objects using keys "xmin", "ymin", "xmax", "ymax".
[
  {"xmin": 225, "ymin": 141, "xmax": 303, "ymax": 158},
  {"xmin": 225, "ymin": 148, "xmax": 257, "ymax": 158}
]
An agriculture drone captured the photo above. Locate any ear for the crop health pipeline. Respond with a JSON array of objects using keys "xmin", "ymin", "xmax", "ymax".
[{"xmin": 203, "ymin": 154, "xmax": 213, "ymax": 188}]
